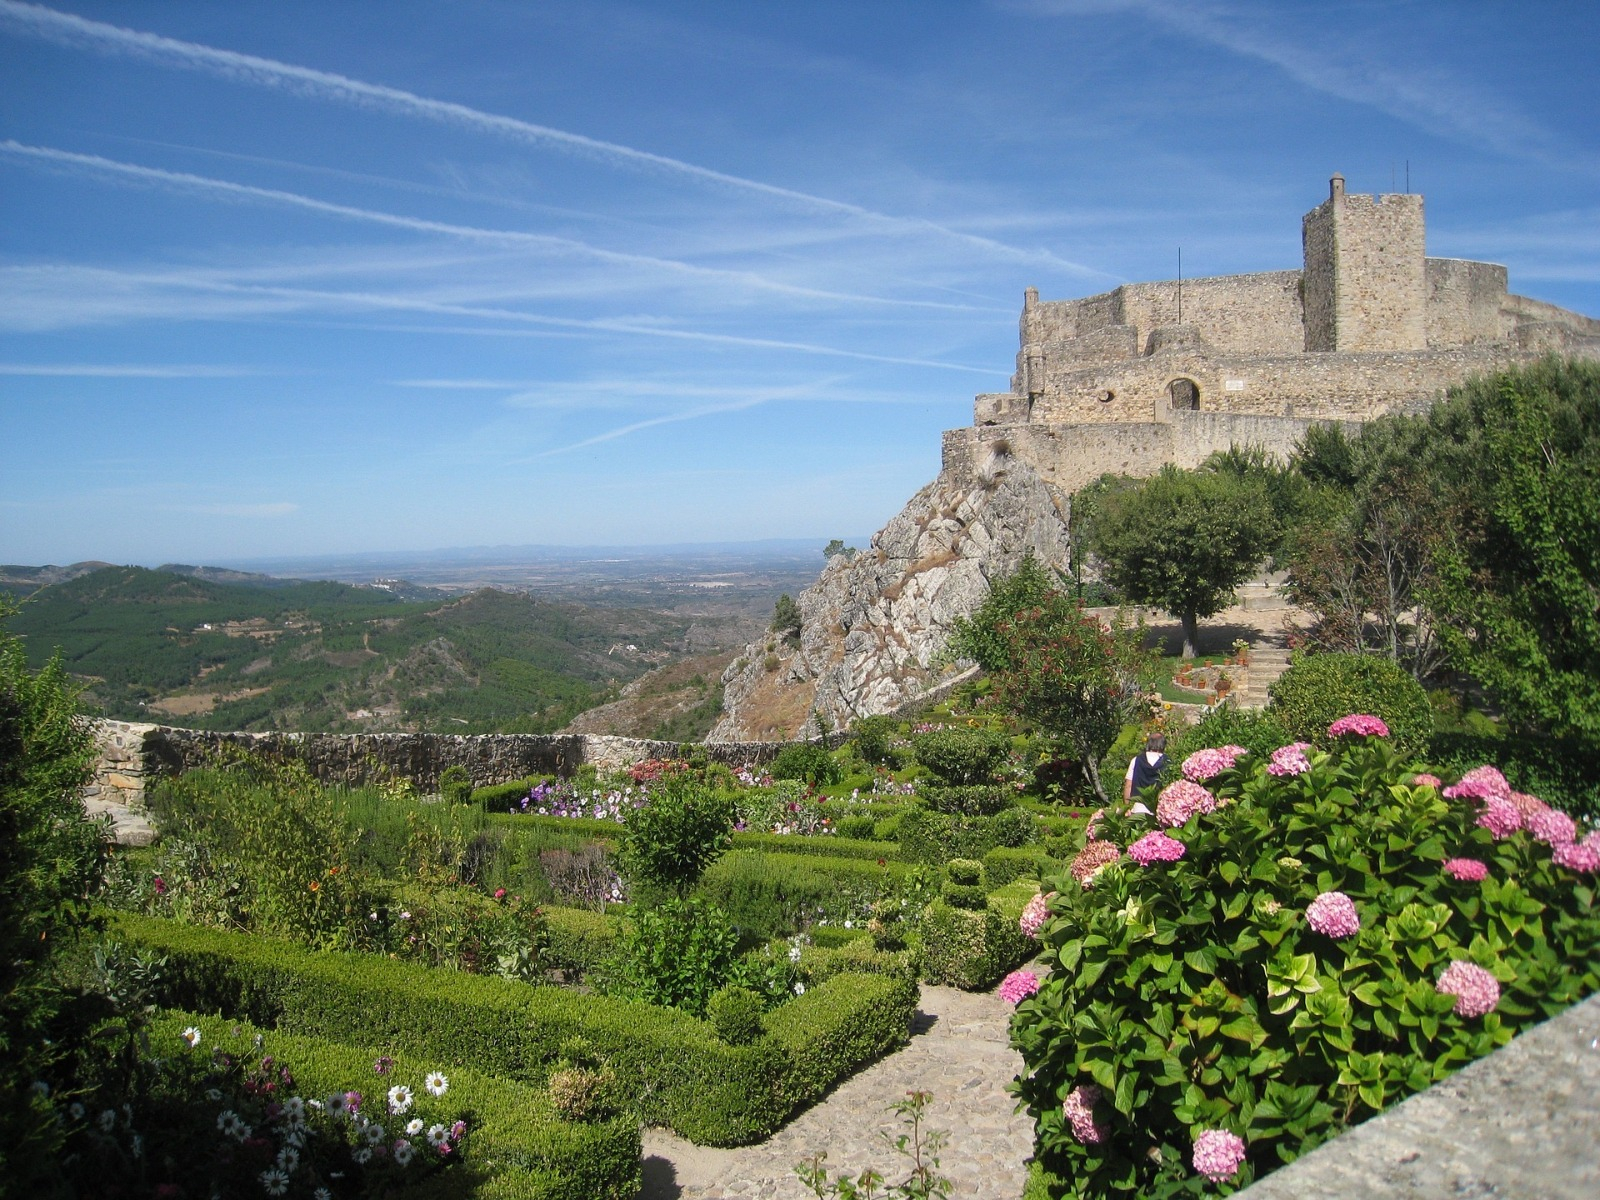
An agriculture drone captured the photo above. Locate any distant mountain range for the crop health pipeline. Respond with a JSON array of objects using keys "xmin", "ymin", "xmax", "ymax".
[{"xmin": 2, "ymin": 564, "xmax": 718, "ymax": 735}]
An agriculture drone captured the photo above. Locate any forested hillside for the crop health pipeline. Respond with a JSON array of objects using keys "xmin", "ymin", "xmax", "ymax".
[{"xmin": 4, "ymin": 567, "xmax": 690, "ymax": 733}]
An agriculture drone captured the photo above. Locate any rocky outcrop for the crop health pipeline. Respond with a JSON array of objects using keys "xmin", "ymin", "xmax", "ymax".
[{"xmin": 710, "ymin": 450, "xmax": 1074, "ymax": 741}]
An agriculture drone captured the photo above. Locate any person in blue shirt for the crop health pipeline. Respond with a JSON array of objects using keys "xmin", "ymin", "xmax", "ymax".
[{"xmin": 1122, "ymin": 733, "xmax": 1167, "ymax": 806}]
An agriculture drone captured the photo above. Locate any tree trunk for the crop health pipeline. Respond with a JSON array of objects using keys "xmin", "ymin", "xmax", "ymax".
[
  {"xmin": 1181, "ymin": 611, "xmax": 1200, "ymax": 660},
  {"xmin": 1084, "ymin": 755, "xmax": 1109, "ymax": 805}
]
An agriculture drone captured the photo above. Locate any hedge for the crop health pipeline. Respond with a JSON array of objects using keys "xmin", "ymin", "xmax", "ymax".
[
  {"xmin": 697, "ymin": 850, "xmax": 915, "ymax": 940},
  {"xmin": 144, "ymin": 1009, "xmax": 639, "ymax": 1200},
  {"xmin": 111, "ymin": 914, "xmax": 914, "ymax": 1147},
  {"xmin": 483, "ymin": 812, "xmax": 623, "ymax": 843},
  {"xmin": 982, "ymin": 846, "xmax": 1057, "ymax": 889},
  {"xmin": 799, "ymin": 938, "xmax": 918, "ymax": 987},
  {"xmin": 543, "ymin": 905, "xmax": 621, "ymax": 978},
  {"xmin": 918, "ymin": 877, "xmax": 1038, "ymax": 991},
  {"xmin": 730, "ymin": 831, "xmax": 904, "ymax": 862},
  {"xmin": 1428, "ymin": 730, "xmax": 1600, "ymax": 823},
  {"xmin": 897, "ymin": 805, "xmax": 1036, "ymax": 866}
]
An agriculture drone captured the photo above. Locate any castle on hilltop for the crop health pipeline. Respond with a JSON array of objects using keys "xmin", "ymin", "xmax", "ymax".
[{"xmin": 941, "ymin": 174, "xmax": 1600, "ymax": 492}]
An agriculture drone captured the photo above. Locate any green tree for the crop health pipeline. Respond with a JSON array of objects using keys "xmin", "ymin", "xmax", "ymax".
[
  {"xmin": 1085, "ymin": 464, "xmax": 1279, "ymax": 658},
  {"xmin": 1425, "ymin": 359, "xmax": 1600, "ymax": 745},
  {"xmin": 988, "ymin": 594, "xmax": 1153, "ymax": 803},
  {"xmin": 771, "ymin": 593, "xmax": 802, "ymax": 644},
  {"xmin": 0, "ymin": 603, "xmax": 108, "ymax": 1169},
  {"xmin": 823, "ymin": 539, "xmax": 856, "ymax": 560},
  {"xmin": 945, "ymin": 551, "xmax": 1062, "ymax": 672}
]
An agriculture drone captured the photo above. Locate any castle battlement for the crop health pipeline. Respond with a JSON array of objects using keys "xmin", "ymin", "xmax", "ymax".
[{"xmin": 950, "ymin": 175, "xmax": 1600, "ymax": 494}]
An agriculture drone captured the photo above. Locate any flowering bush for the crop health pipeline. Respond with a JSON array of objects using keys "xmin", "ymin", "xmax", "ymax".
[{"xmin": 1010, "ymin": 724, "xmax": 1600, "ymax": 1198}]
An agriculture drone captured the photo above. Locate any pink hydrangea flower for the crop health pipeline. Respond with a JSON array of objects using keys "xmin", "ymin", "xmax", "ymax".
[
  {"xmin": 1442, "ymin": 858, "xmax": 1489, "ymax": 882},
  {"xmin": 998, "ymin": 970, "xmax": 1040, "ymax": 1005},
  {"xmin": 1018, "ymin": 892, "xmax": 1053, "ymax": 938},
  {"xmin": 1191, "ymin": 1129, "xmax": 1247, "ymax": 1183},
  {"xmin": 1410, "ymin": 773, "xmax": 1442, "ymax": 788},
  {"xmin": 1443, "ymin": 765, "xmax": 1512, "ymax": 802},
  {"xmin": 1525, "ymin": 807, "xmax": 1576, "ymax": 847},
  {"xmin": 1436, "ymin": 960, "xmax": 1500, "ymax": 1018},
  {"xmin": 1328, "ymin": 713, "xmax": 1389, "ymax": 738},
  {"xmin": 1475, "ymin": 797, "xmax": 1522, "ymax": 840},
  {"xmin": 1553, "ymin": 840, "xmax": 1600, "ymax": 873},
  {"xmin": 1181, "ymin": 745, "xmax": 1248, "ymax": 782},
  {"xmin": 1156, "ymin": 779, "xmax": 1219, "ymax": 828},
  {"xmin": 1070, "ymin": 841, "xmax": 1120, "ymax": 887},
  {"xmin": 1062, "ymin": 1085, "xmax": 1106, "ymax": 1145},
  {"xmin": 1128, "ymin": 831, "xmax": 1186, "ymax": 865},
  {"xmin": 1267, "ymin": 742, "xmax": 1313, "ymax": 777},
  {"xmin": 1304, "ymin": 890, "xmax": 1360, "ymax": 938},
  {"xmin": 1510, "ymin": 791, "xmax": 1550, "ymax": 821},
  {"xmin": 1084, "ymin": 808, "xmax": 1106, "ymax": 841}
]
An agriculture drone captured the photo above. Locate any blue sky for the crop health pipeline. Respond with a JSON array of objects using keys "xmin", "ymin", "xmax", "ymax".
[{"xmin": 2, "ymin": 0, "xmax": 1596, "ymax": 566}]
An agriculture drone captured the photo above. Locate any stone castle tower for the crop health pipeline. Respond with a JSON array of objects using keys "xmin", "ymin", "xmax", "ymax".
[{"xmin": 712, "ymin": 177, "xmax": 1600, "ymax": 740}]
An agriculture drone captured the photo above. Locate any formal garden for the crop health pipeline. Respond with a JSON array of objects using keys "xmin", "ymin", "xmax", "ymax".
[{"xmin": 3, "ymin": 362, "xmax": 1597, "ymax": 1199}]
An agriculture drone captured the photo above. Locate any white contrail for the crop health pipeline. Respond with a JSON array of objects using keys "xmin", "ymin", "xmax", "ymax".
[
  {"xmin": 0, "ymin": 140, "xmax": 998, "ymax": 313},
  {"xmin": 0, "ymin": 0, "xmax": 1107, "ymax": 278}
]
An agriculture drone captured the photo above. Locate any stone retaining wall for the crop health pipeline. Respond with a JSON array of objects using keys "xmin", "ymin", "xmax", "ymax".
[{"xmin": 88, "ymin": 720, "xmax": 814, "ymax": 811}]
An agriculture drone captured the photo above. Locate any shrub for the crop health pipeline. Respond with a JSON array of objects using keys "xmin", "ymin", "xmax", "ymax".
[
  {"xmin": 983, "ymin": 846, "xmax": 1056, "ymax": 889},
  {"xmin": 618, "ymin": 774, "xmax": 734, "ymax": 897},
  {"xmin": 1429, "ymin": 730, "xmax": 1600, "ymax": 824},
  {"xmin": 896, "ymin": 805, "xmax": 1036, "ymax": 866},
  {"xmin": 922, "ymin": 782, "xmax": 1015, "ymax": 816},
  {"xmin": 696, "ymin": 850, "xmax": 909, "ymax": 940},
  {"xmin": 1010, "ymin": 729, "xmax": 1600, "ymax": 1197},
  {"xmin": 732, "ymin": 830, "xmax": 901, "ymax": 861},
  {"xmin": 837, "ymin": 814, "xmax": 878, "ymax": 839},
  {"xmin": 770, "ymin": 743, "xmax": 845, "ymax": 787},
  {"xmin": 918, "ymin": 884, "xmax": 1034, "ymax": 991},
  {"xmin": 708, "ymin": 984, "xmax": 766, "ymax": 1045},
  {"xmin": 112, "ymin": 913, "xmax": 912, "ymax": 1147},
  {"xmin": 1268, "ymin": 651, "xmax": 1433, "ymax": 753},
  {"xmin": 439, "ymin": 763, "xmax": 474, "ymax": 803},
  {"xmin": 599, "ymin": 896, "xmax": 743, "ymax": 1017},
  {"xmin": 851, "ymin": 715, "xmax": 900, "ymax": 766},
  {"xmin": 543, "ymin": 905, "xmax": 622, "ymax": 978},
  {"xmin": 912, "ymin": 726, "xmax": 1010, "ymax": 785},
  {"xmin": 1164, "ymin": 703, "xmax": 1289, "ymax": 770}
]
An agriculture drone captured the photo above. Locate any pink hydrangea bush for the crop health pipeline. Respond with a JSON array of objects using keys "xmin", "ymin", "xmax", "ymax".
[
  {"xmin": 1011, "ymin": 730, "xmax": 1600, "ymax": 1200},
  {"xmin": 1327, "ymin": 713, "xmax": 1389, "ymax": 738},
  {"xmin": 1018, "ymin": 892, "xmax": 1053, "ymax": 938}
]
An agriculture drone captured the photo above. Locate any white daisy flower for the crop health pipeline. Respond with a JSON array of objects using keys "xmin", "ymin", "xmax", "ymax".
[
  {"xmin": 794, "ymin": 981, "xmax": 806, "ymax": 995},
  {"xmin": 98, "ymin": 1109, "xmax": 117, "ymax": 1132},
  {"xmin": 426, "ymin": 1123, "xmax": 449, "ymax": 1147},
  {"xmin": 387, "ymin": 1084, "xmax": 413, "ymax": 1114},
  {"xmin": 353, "ymin": 1147, "xmax": 372, "ymax": 1165},
  {"xmin": 68, "ymin": 1102, "xmax": 85, "ymax": 1120},
  {"xmin": 216, "ymin": 1110, "xmax": 239, "ymax": 1134},
  {"xmin": 275, "ymin": 1146, "xmax": 299, "ymax": 1172},
  {"xmin": 394, "ymin": 1140, "xmax": 415, "ymax": 1167},
  {"xmin": 181, "ymin": 1026, "xmax": 202, "ymax": 1049},
  {"xmin": 259, "ymin": 1167, "xmax": 290, "ymax": 1196},
  {"xmin": 281, "ymin": 1096, "xmax": 306, "ymax": 1121},
  {"xmin": 405, "ymin": 1118, "xmax": 424, "ymax": 1136},
  {"xmin": 314, "ymin": 1190, "xmax": 332, "ymax": 1200},
  {"xmin": 424, "ymin": 1072, "xmax": 449, "ymax": 1097},
  {"xmin": 365, "ymin": 1123, "xmax": 386, "ymax": 1146}
]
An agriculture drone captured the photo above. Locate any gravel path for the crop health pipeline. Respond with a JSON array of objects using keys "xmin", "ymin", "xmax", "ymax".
[{"xmin": 639, "ymin": 983, "xmax": 1036, "ymax": 1200}]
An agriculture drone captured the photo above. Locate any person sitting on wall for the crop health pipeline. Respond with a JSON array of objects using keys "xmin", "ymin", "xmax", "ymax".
[{"xmin": 1123, "ymin": 733, "xmax": 1166, "ymax": 812}]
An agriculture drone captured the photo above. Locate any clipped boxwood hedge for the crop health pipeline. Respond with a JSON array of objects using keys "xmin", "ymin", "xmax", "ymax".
[
  {"xmin": 983, "ymin": 846, "xmax": 1057, "ymax": 889},
  {"xmin": 543, "ymin": 905, "xmax": 622, "ymax": 977},
  {"xmin": 730, "ymin": 831, "xmax": 904, "ymax": 862},
  {"xmin": 145, "ymin": 1009, "xmax": 639, "ymax": 1200},
  {"xmin": 898, "ymin": 804, "xmax": 1036, "ymax": 866},
  {"xmin": 918, "ymin": 877, "xmax": 1038, "ymax": 990},
  {"xmin": 112, "ymin": 914, "xmax": 913, "ymax": 1147}
]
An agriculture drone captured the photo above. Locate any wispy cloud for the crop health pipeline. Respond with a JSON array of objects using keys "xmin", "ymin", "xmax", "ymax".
[
  {"xmin": 1014, "ymin": 0, "xmax": 1595, "ymax": 175},
  {"xmin": 0, "ymin": 0, "xmax": 1106, "ymax": 277},
  {"xmin": 0, "ymin": 262, "xmax": 999, "ymax": 374},
  {"xmin": 1, "ymin": 140, "xmax": 996, "ymax": 313},
  {"xmin": 0, "ymin": 362, "xmax": 256, "ymax": 377}
]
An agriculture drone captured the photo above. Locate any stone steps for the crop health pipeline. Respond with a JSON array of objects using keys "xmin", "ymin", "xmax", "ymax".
[{"xmin": 1238, "ymin": 645, "xmax": 1292, "ymax": 710}]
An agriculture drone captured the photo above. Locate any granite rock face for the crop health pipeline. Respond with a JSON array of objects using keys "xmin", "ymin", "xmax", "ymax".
[{"xmin": 710, "ymin": 451, "xmax": 1073, "ymax": 741}]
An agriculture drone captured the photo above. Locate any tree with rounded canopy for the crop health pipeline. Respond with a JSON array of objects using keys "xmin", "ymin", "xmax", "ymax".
[{"xmin": 1083, "ymin": 464, "xmax": 1279, "ymax": 659}]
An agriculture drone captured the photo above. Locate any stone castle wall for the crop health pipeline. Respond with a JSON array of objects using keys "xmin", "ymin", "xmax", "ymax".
[
  {"xmin": 87, "ymin": 720, "xmax": 804, "ymax": 812},
  {"xmin": 1303, "ymin": 181, "xmax": 1428, "ymax": 352}
]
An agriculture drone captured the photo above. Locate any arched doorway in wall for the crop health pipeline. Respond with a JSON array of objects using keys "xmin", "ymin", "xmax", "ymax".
[{"xmin": 1168, "ymin": 377, "xmax": 1200, "ymax": 411}]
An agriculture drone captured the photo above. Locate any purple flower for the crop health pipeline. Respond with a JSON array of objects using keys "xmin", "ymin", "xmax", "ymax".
[
  {"xmin": 1475, "ymin": 797, "xmax": 1522, "ymax": 840},
  {"xmin": 1442, "ymin": 857, "xmax": 1488, "ymax": 882},
  {"xmin": 1526, "ymin": 807, "xmax": 1577, "ymax": 847},
  {"xmin": 1410, "ymin": 773, "xmax": 1442, "ymax": 788},
  {"xmin": 1156, "ymin": 779, "xmax": 1218, "ymax": 828},
  {"xmin": 1128, "ymin": 831, "xmax": 1186, "ymax": 865},
  {"xmin": 1443, "ymin": 765, "xmax": 1512, "ymax": 802},
  {"xmin": 1328, "ymin": 713, "xmax": 1389, "ymax": 738},
  {"xmin": 1192, "ymin": 1129, "xmax": 1247, "ymax": 1183},
  {"xmin": 1267, "ymin": 743, "xmax": 1313, "ymax": 777},
  {"xmin": 1062, "ymin": 1085, "xmax": 1106, "ymax": 1145},
  {"xmin": 1305, "ymin": 890, "xmax": 1360, "ymax": 938},
  {"xmin": 1436, "ymin": 960, "xmax": 1500, "ymax": 1018},
  {"xmin": 998, "ymin": 970, "xmax": 1040, "ymax": 1005},
  {"xmin": 1181, "ymin": 745, "xmax": 1248, "ymax": 782}
]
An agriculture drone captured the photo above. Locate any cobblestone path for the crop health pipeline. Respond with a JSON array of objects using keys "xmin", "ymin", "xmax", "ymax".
[{"xmin": 639, "ymin": 983, "xmax": 1035, "ymax": 1200}]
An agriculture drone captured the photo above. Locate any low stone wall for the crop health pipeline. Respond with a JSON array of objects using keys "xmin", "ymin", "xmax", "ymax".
[{"xmin": 89, "ymin": 720, "xmax": 805, "ymax": 811}]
